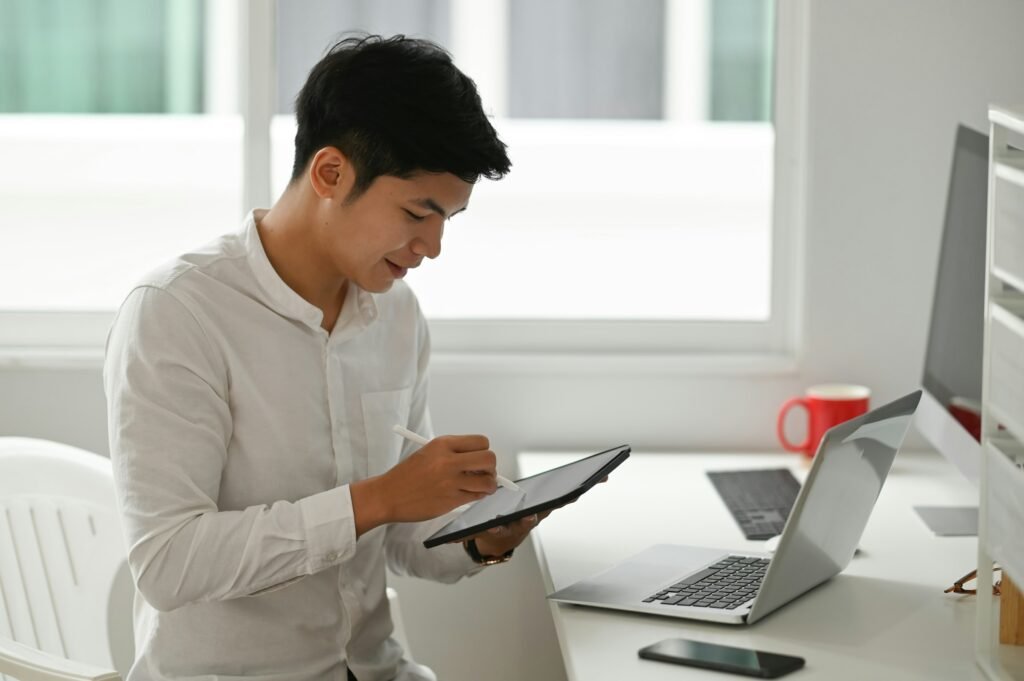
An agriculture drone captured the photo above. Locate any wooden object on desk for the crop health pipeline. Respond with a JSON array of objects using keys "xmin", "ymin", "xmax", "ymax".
[{"xmin": 1000, "ymin": 575, "xmax": 1024, "ymax": 645}]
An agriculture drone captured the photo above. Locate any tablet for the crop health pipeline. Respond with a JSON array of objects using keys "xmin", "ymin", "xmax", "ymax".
[{"xmin": 423, "ymin": 444, "xmax": 630, "ymax": 548}]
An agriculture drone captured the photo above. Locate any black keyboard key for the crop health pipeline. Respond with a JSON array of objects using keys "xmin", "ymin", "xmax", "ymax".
[
  {"xmin": 642, "ymin": 555, "xmax": 770, "ymax": 605},
  {"xmin": 674, "ymin": 567, "xmax": 719, "ymax": 587}
]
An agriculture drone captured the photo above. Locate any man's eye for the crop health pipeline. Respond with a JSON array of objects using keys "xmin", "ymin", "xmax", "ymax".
[{"xmin": 403, "ymin": 209, "xmax": 428, "ymax": 221}]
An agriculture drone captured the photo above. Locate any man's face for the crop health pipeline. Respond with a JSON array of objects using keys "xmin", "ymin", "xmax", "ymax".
[{"xmin": 320, "ymin": 170, "xmax": 473, "ymax": 293}]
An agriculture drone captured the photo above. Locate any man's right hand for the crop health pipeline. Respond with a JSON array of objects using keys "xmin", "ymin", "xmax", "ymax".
[{"xmin": 350, "ymin": 434, "xmax": 497, "ymax": 537}]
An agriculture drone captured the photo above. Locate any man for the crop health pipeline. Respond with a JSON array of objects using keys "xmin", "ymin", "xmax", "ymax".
[{"xmin": 104, "ymin": 35, "xmax": 531, "ymax": 681}]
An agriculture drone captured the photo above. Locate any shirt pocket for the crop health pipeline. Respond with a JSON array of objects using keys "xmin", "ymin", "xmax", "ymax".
[{"xmin": 361, "ymin": 387, "xmax": 414, "ymax": 479}]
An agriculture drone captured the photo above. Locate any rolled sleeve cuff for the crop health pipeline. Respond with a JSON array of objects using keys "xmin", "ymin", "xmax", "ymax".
[
  {"xmin": 417, "ymin": 512, "xmax": 487, "ymax": 578},
  {"xmin": 439, "ymin": 539, "xmax": 486, "ymax": 576},
  {"xmin": 299, "ymin": 485, "xmax": 357, "ymax": 572}
]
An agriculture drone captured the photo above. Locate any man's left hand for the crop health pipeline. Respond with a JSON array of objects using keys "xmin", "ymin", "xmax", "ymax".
[{"xmin": 464, "ymin": 511, "xmax": 551, "ymax": 559}]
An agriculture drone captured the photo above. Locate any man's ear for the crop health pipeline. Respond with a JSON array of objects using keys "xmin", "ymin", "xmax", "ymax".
[{"xmin": 307, "ymin": 146, "xmax": 355, "ymax": 200}]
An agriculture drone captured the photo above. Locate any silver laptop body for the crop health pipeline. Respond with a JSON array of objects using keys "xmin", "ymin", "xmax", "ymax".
[{"xmin": 547, "ymin": 390, "xmax": 922, "ymax": 625}]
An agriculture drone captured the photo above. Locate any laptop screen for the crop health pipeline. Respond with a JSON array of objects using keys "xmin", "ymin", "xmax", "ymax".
[{"xmin": 747, "ymin": 391, "xmax": 921, "ymax": 623}]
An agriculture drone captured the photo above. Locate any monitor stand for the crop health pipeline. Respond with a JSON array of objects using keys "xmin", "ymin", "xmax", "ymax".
[{"xmin": 914, "ymin": 505, "xmax": 978, "ymax": 536}]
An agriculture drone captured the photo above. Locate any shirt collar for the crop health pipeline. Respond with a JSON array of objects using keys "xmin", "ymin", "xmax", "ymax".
[{"xmin": 242, "ymin": 210, "xmax": 379, "ymax": 333}]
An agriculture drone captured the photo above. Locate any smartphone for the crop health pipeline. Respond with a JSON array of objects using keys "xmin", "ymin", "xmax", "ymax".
[{"xmin": 638, "ymin": 638, "xmax": 805, "ymax": 678}]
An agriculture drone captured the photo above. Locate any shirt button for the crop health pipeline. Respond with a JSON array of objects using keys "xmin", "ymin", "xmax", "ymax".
[{"xmin": 326, "ymin": 552, "xmax": 338, "ymax": 562}]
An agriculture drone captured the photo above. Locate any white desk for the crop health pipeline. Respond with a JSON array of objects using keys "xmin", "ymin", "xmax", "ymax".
[{"xmin": 519, "ymin": 450, "xmax": 983, "ymax": 680}]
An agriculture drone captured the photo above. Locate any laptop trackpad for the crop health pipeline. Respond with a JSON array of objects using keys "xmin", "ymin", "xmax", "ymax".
[{"xmin": 548, "ymin": 544, "xmax": 731, "ymax": 605}]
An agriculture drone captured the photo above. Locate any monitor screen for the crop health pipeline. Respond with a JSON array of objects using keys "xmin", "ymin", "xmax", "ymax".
[{"xmin": 918, "ymin": 124, "xmax": 988, "ymax": 484}]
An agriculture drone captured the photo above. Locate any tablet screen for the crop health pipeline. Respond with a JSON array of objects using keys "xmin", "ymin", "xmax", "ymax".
[{"xmin": 424, "ymin": 444, "xmax": 630, "ymax": 547}]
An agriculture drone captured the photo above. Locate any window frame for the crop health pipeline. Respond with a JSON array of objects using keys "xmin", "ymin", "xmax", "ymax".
[{"xmin": 0, "ymin": 0, "xmax": 809, "ymax": 373}]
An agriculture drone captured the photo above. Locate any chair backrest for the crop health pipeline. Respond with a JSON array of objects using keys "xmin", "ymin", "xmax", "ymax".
[
  {"xmin": 0, "ymin": 437, "xmax": 412, "ymax": 679},
  {"xmin": 0, "ymin": 438, "xmax": 134, "ymax": 680}
]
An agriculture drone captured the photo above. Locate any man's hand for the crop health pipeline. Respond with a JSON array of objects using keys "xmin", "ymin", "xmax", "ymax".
[
  {"xmin": 461, "ymin": 475, "xmax": 611, "ymax": 560},
  {"xmin": 351, "ymin": 435, "xmax": 496, "ymax": 536},
  {"xmin": 465, "ymin": 511, "xmax": 551, "ymax": 559}
]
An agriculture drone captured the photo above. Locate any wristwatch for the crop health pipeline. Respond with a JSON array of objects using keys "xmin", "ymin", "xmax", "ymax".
[{"xmin": 463, "ymin": 538, "xmax": 514, "ymax": 565}]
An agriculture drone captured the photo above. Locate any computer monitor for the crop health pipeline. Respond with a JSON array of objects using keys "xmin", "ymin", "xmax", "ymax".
[{"xmin": 916, "ymin": 124, "xmax": 989, "ymax": 487}]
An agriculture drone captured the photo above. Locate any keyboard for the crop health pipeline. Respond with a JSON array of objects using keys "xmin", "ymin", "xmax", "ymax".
[
  {"xmin": 706, "ymin": 468, "xmax": 801, "ymax": 540},
  {"xmin": 643, "ymin": 555, "xmax": 770, "ymax": 609}
]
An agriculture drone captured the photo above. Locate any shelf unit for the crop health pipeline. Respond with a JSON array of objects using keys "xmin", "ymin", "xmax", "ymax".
[{"xmin": 977, "ymin": 104, "xmax": 1024, "ymax": 680}]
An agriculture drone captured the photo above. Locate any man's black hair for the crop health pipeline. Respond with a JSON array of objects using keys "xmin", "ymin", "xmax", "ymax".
[{"xmin": 292, "ymin": 34, "xmax": 511, "ymax": 198}]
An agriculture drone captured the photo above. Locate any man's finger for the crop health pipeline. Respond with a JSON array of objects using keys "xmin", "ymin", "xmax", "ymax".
[
  {"xmin": 443, "ymin": 434, "xmax": 490, "ymax": 453},
  {"xmin": 456, "ymin": 490, "xmax": 491, "ymax": 506},
  {"xmin": 491, "ymin": 514, "xmax": 539, "ymax": 536},
  {"xmin": 458, "ymin": 472, "xmax": 497, "ymax": 495},
  {"xmin": 451, "ymin": 449, "xmax": 497, "ymax": 475}
]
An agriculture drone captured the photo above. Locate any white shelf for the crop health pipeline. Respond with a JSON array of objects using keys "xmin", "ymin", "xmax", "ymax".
[
  {"xmin": 979, "ymin": 104, "xmax": 1024, "ymax": 680},
  {"xmin": 991, "ymin": 269, "xmax": 1024, "ymax": 295},
  {"xmin": 990, "ymin": 105, "xmax": 1024, "ymax": 136},
  {"xmin": 990, "ymin": 298, "xmax": 1024, "ymax": 330},
  {"xmin": 996, "ymin": 159, "xmax": 1024, "ymax": 188},
  {"xmin": 992, "ymin": 166, "xmax": 1024, "ymax": 289},
  {"xmin": 988, "ymin": 303, "xmax": 1024, "ymax": 445},
  {"xmin": 983, "ymin": 439, "xmax": 1024, "ymax": 582}
]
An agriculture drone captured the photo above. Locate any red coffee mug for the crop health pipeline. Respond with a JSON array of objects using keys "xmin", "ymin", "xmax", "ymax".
[{"xmin": 777, "ymin": 384, "xmax": 871, "ymax": 457}]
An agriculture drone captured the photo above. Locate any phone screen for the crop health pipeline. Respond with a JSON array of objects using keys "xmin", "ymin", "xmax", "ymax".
[{"xmin": 638, "ymin": 638, "xmax": 804, "ymax": 678}]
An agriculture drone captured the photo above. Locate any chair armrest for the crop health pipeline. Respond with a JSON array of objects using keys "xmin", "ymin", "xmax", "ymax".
[{"xmin": 0, "ymin": 637, "xmax": 120, "ymax": 681}]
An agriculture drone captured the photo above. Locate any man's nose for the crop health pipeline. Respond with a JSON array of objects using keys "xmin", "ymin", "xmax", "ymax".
[{"xmin": 410, "ymin": 220, "xmax": 443, "ymax": 259}]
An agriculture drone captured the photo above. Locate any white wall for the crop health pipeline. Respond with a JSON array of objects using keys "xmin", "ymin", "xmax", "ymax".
[{"xmin": 3, "ymin": 2, "xmax": 1024, "ymax": 679}]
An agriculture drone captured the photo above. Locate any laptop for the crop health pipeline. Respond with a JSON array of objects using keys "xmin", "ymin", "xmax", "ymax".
[{"xmin": 547, "ymin": 390, "xmax": 922, "ymax": 625}]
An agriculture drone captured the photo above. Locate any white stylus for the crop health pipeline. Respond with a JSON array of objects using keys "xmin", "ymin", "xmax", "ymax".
[{"xmin": 392, "ymin": 424, "xmax": 523, "ymax": 492}]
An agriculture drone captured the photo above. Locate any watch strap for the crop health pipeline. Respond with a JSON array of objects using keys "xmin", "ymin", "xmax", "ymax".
[{"xmin": 464, "ymin": 538, "xmax": 514, "ymax": 565}]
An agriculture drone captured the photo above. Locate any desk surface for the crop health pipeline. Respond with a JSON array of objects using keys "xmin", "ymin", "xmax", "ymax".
[{"xmin": 519, "ymin": 450, "xmax": 983, "ymax": 681}]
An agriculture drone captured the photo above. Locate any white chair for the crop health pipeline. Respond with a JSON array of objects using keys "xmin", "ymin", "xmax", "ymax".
[
  {"xmin": 0, "ymin": 437, "xmax": 411, "ymax": 681},
  {"xmin": 0, "ymin": 437, "xmax": 131, "ymax": 681}
]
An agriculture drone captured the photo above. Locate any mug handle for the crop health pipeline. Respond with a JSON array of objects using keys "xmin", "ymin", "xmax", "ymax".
[{"xmin": 777, "ymin": 397, "xmax": 812, "ymax": 454}]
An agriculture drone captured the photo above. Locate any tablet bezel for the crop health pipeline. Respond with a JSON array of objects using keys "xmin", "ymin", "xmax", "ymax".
[{"xmin": 422, "ymin": 444, "xmax": 631, "ymax": 548}]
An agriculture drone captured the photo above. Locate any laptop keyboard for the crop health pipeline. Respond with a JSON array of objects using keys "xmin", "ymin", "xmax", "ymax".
[
  {"xmin": 642, "ymin": 556, "xmax": 770, "ymax": 610},
  {"xmin": 706, "ymin": 468, "xmax": 801, "ymax": 540}
]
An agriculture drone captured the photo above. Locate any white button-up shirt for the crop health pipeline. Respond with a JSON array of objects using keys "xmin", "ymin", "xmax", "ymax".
[{"xmin": 104, "ymin": 211, "xmax": 481, "ymax": 681}]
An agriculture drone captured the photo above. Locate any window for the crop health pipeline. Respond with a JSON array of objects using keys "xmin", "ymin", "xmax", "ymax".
[
  {"xmin": 0, "ymin": 0, "xmax": 242, "ymax": 323},
  {"xmin": 0, "ymin": 0, "xmax": 204, "ymax": 115},
  {"xmin": 1, "ymin": 0, "xmax": 807, "ymax": 361}
]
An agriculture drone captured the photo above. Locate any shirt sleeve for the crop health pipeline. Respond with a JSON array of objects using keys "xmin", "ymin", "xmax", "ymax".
[
  {"xmin": 382, "ymin": 301, "xmax": 484, "ymax": 582},
  {"xmin": 104, "ymin": 285, "xmax": 358, "ymax": 613}
]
